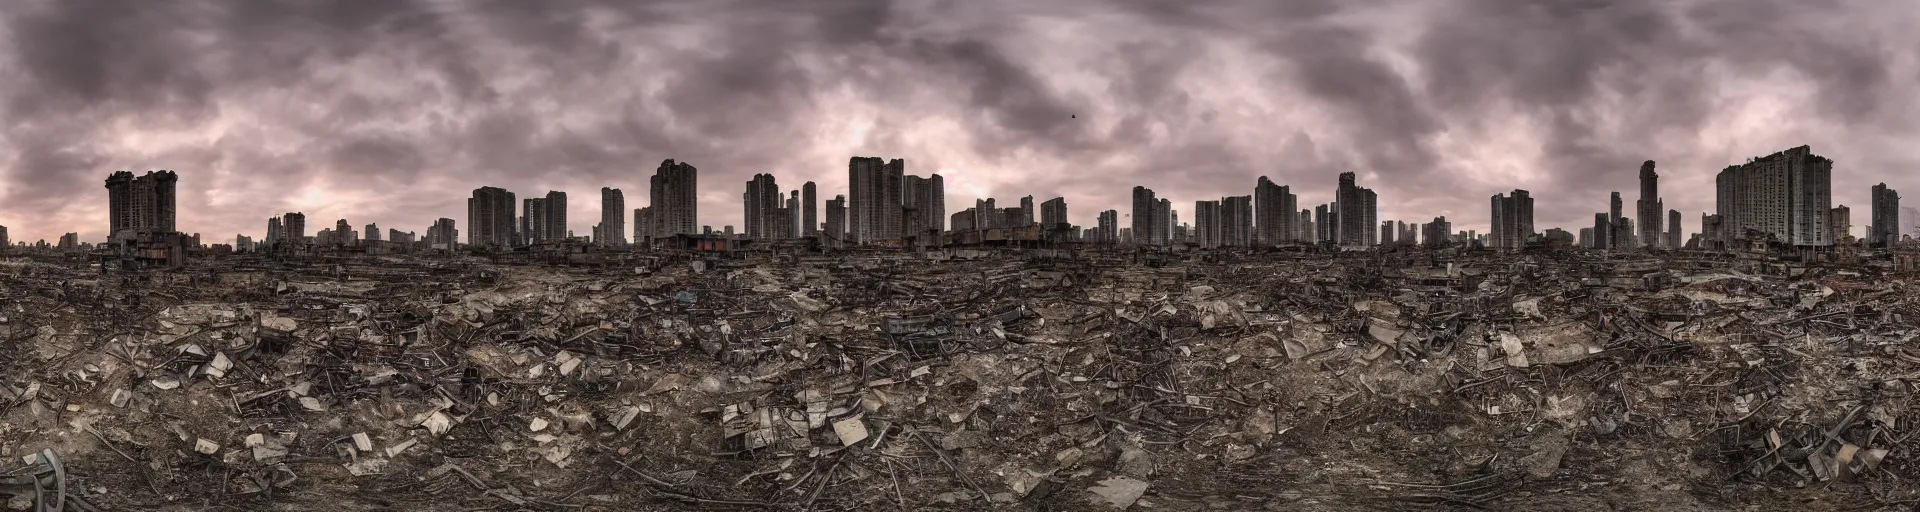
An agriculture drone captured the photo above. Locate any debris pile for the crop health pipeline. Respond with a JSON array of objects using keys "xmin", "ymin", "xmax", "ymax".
[{"xmin": 0, "ymin": 249, "xmax": 1917, "ymax": 510}]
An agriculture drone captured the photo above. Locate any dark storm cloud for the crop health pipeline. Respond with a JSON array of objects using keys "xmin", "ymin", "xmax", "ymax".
[{"xmin": 1, "ymin": 0, "xmax": 1915, "ymax": 243}]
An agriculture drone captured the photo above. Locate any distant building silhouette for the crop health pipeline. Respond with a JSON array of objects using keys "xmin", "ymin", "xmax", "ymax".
[
  {"xmin": 469, "ymin": 186, "xmax": 516, "ymax": 248},
  {"xmin": 104, "ymin": 170, "xmax": 179, "ymax": 239}
]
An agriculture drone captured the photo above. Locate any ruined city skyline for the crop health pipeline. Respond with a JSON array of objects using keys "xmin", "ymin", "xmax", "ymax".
[{"xmin": 3, "ymin": 1, "xmax": 1920, "ymax": 245}]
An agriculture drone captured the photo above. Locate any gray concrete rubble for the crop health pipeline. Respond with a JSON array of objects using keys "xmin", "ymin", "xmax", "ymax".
[{"xmin": 0, "ymin": 247, "xmax": 1918, "ymax": 510}]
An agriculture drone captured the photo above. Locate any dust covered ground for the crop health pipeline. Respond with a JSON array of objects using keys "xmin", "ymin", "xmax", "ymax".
[{"xmin": 1, "ymin": 247, "xmax": 1917, "ymax": 511}]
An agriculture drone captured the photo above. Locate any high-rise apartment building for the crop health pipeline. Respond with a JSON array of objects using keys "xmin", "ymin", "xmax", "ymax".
[
  {"xmin": 825, "ymin": 195, "xmax": 847, "ymax": 242},
  {"xmin": 1130, "ymin": 187, "xmax": 1158, "ymax": 246},
  {"xmin": 1314, "ymin": 204, "xmax": 1331, "ymax": 242},
  {"xmin": 1335, "ymin": 172, "xmax": 1378, "ymax": 247},
  {"xmin": 788, "ymin": 190, "xmax": 802, "ymax": 238},
  {"xmin": 1637, "ymin": 161, "xmax": 1664, "ymax": 248},
  {"xmin": 1194, "ymin": 200, "xmax": 1220, "ymax": 248},
  {"xmin": 468, "ymin": 186, "xmax": 517, "ymax": 248},
  {"xmin": 921, "ymin": 175, "xmax": 945, "ymax": 233},
  {"xmin": 1714, "ymin": 145, "xmax": 1833, "ymax": 247},
  {"xmin": 332, "ymin": 219, "xmax": 356, "ymax": 247},
  {"xmin": 1154, "ymin": 198, "xmax": 1172, "ymax": 246},
  {"xmin": 599, "ymin": 187, "xmax": 626, "ymax": 247},
  {"xmin": 1592, "ymin": 213, "xmax": 1609, "ymax": 250},
  {"xmin": 282, "ymin": 213, "xmax": 306, "ymax": 248},
  {"xmin": 902, "ymin": 175, "xmax": 945, "ymax": 236},
  {"xmin": 649, "ymin": 160, "xmax": 699, "ymax": 238},
  {"xmin": 1098, "ymin": 210, "xmax": 1118, "ymax": 243},
  {"xmin": 744, "ymin": 174, "xmax": 781, "ymax": 240},
  {"xmin": 1040, "ymin": 197, "xmax": 1068, "ymax": 231},
  {"xmin": 104, "ymin": 170, "xmax": 179, "ymax": 237},
  {"xmin": 1221, "ymin": 195, "xmax": 1252, "ymax": 247},
  {"xmin": 545, "ymin": 191, "xmax": 568, "ymax": 242},
  {"xmin": 1490, "ymin": 189, "xmax": 1534, "ymax": 250},
  {"xmin": 1608, "ymin": 192, "xmax": 1623, "ymax": 248},
  {"xmin": 429, "ymin": 218, "xmax": 457, "ymax": 247},
  {"xmin": 1299, "ymin": 210, "xmax": 1314, "ymax": 242},
  {"xmin": 1254, "ymin": 177, "xmax": 1296, "ymax": 245},
  {"xmin": 1612, "ymin": 218, "xmax": 1637, "ymax": 250},
  {"xmin": 1903, "ymin": 206, "xmax": 1920, "ymax": 240},
  {"xmin": 802, "ymin": 182, "xmax": 818, "ymax": 237},
  {"xmin": 1666, "ymin": 210, "xmax": 1682, "ymax": 249},
  {"xmin": 848, "ymin": 157, "xmax": 906, "ymax": 243},
  {"xmin": 1831, "ymin": 205, "xmax": 1852, "ymax": 242},
  {"xmin": 1019, "ymin": 196, "xmax": 1035, "ymax": 227},
  {"xmin": 634, "ymin": 207, "xmax": 651, "ymax": 243},
  {"xmin": 365, "ymin": 224, "xmax": 380, "ymax": 243},
  {"xmin": 266, "ymin": 217, "xmax": 282, "ymax": 248},
  {"xmin": 1871, "ymin": 183, "xmax": 1900, "ymax": 249},
  {"xmin": 1423, "ymin": 216, "xmax": 1452, "ymax": 248}
]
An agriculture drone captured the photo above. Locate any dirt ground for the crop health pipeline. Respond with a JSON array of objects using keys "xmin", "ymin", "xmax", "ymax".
[{"xmin": 1, "ymin": 247, "xmax": 1917, "ymax": 511}]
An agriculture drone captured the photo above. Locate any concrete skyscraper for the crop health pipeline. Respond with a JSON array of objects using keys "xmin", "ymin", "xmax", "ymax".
[
  {"xmin": 788, "ymin": 190, "xmax": 802, "ymax": 238},
  {"xmin": 744, "ymin": 174, "xmax": 781, "ymax": 240},
  {"xmin": 468, "ymin": 186, "xmax": 517, "ymax": 248},
  {"xmin": 1154, "ymin": 198, "xmax": 1172, "ymax": 246},
  {"xmin": 1423, "ymin": 217, "xmax": 1452, "ymax": 248},
  {"xmin": 1019, "ymin": 196, "xmax": 1036, "ymax": 227},
  {"xmin": 1040, "ymin": 197, "xmax": 1068, "ymax": 241},
  {"xmin": 104, "ymin": 170, "xmax": 179, "ymax": 238},
  {"xmin": 1335, "ymin": 172, "xmax": 1378, "ymax": 247},
  {"xmin": 1871, "ymin": 183, "xmax": 1900, "ymax": 249},
  {"xmin": 1637, "ymin": 161, "xmax": 1664, "ymax": 248},
  {"xmin": 1904, "ymin": 206, "xmax": 1920, "ymax": 240},
  {"xmin": 1713, "ymin": 145, "xmax": 1833, "ymax": 247},
  {"xmin": 649, "ymin": 160, "xmax": 699, "ymax": 239},
  {"xmin": 1194, "ymin": 200, "xmax": 1220, "ymax": 248},
  {"xmin": 1608, "ymin": 192, "xmax": 1623, "ymax": 248},
  {"xmin": 1131, "ymin": 187, "xmax": 1158, "ymax": 246},
  {"xmin": 599, "ymin": 187, "xmax": 626, "ymax": 246},
  {"xmin": 825, "ymin": 195, "xmax": 847, "ymax": 243},
  {"xmin": 902, "ymin": 175, "xmax": 945, "ymax": 237},
  {"xmin": 1097, "ymin": 210, "xmax": 1119, "ymax": 243},
  {"xmin": 1666, "ymin": 209, "xmax": 1682, "ymax": 250},
  {"xmin": 1254, "ymin": 177, "xmax": 1297, "ymax": 245},
  {"xmin": 544, "ymin": 191, "xmax": 568, "ymax": 242},
  {"xmin": 266, "ymin": 217, "xmax": 282, "ymax": 248},
  {"xmin": 849, "ymin": 157, "xmax": 906, "ymax": 243},
  {"xmin": 428, "ymin": 218, "xmax": 457, "ymax": 247},
  {"xmin": 1832, "ymin": 205, "xmax": 1852, "ymax": 241},
  {"xmin": 802, "ymin": 182, "xmax": 818, "ymax": 237},
  {"xmin": 1220, "ymin": 196, "xmax": 1252, "ymax": 247},
  {"xmin": 1592, "ymin": 213, "xmax": 1609, "ymax": 250},
  {"xmin": 281, "ymin": 213, "xmax": 306, "ymax": 248},
  {"xmin": 1490, "ymin": 189, "xmax": 1534, "ymax": 250},
  {"xmin": 365, "ymin": 224, "xmax": 380, "ymax": 242}
]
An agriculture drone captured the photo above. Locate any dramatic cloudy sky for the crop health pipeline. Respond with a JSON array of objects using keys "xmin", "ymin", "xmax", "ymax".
[{"xmin": 2, "ymin": 0, "xmax": 1917, "ymax": 244}]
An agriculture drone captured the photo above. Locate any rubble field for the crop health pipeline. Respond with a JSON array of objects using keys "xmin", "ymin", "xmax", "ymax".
[{"xmin": 1, "ymin": 248, "xmax": 1918, "ymax": 511}]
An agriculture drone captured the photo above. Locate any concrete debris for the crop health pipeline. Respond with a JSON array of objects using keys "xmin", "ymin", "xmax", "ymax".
[
  {"xmin": 3, "ymin": 246, "xmax": 1920, "ymax": 509},
  {"xmin": 1087, "ymin": 476, "xmax": 1151, "ymax": 509}
]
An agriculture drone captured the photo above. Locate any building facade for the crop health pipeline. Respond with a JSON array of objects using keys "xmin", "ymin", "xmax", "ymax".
[
  {"xmin": 1714, "ymin": 145, "xmax": 1834, "ymax": 247},
  {"xmin": 1489, "ymin": 189, "xmax": 1534, "ymax": 250},
  {"xmin": 105, "ymin": 170, "xmax": 180, "ymax": 237},
  {"xmin": 1637, "ymin": 161, "xmax": 1664, "ymax": 248},
  {"xmin": 744, "ymin": 174, "xmax": 782, "ymax": 240},
  {"xmin": 468, "ymin": 186, "xmax": 517, "ymax": 248},
  {"xmin": 1872, "ymin": 183, "xmax": 1900, "ymax": 249}
]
